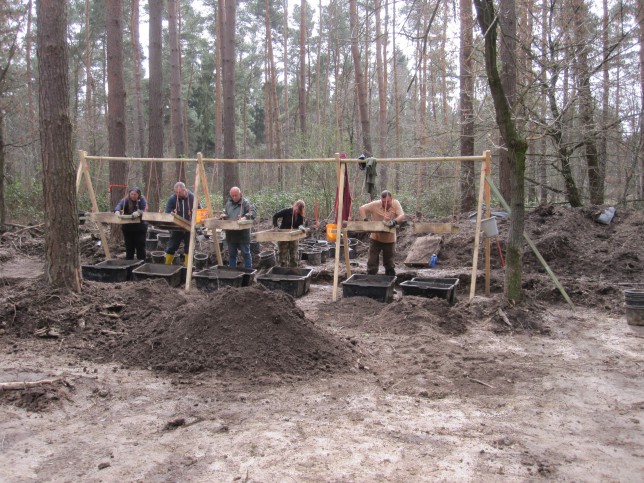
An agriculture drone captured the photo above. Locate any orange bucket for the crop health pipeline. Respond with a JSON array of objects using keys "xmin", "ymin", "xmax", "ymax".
[
  {"xmin": 326, "ymin": 223, "xmax": 337, "ymax": 242},
  {"xmin": 196, "ymin": 209, "xmax": 208, "ymax": 224}
]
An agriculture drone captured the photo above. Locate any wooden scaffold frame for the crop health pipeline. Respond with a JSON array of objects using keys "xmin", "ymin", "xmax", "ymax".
[{"xmin": 76, "ymin": 150, "xmax": 493, "ymax": 300}]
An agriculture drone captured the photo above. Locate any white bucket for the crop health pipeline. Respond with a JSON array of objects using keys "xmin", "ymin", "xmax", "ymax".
[{"xmin": 481, "ymin": 217, "xmax": 499, "ymax": 238}]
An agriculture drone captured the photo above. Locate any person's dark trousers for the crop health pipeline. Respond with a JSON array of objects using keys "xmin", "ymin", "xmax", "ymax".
[
  {"xmin": 123, "ymin": 229, "xmax": 147, "ymax": 260},
  {"xmin": 166, "ymin": 230, "xmax": 190, "ymax": 256},
  {"xmin": 367, "ymin": 239, "xmax": 396, "ymax": 276}
]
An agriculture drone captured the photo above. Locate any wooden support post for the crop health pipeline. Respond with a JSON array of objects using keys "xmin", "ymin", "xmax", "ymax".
[
  {"xmin": 332, "ymin": 155, "xmax": 345, "ymax": 302},
  {"xmin": 342, "ymin": 228, "xmax": 351, "ymax": 276},
  {"xmin": 185, "ymin": 155, "xmax": 202, "ymax": 291},
  {"xmin": 79, "ymin": 150, "xmax": 111, "ymax": 259},
  {"xmin": 469, "ymin": 161, "xmax": 487, "ymax": 302},
  {"xmin": 197, "ymin": 153, "xmax": 222, "ymax": 265},
  {"xmin": 484, "ymin": 150, "xmax": 492, "ymax": 296}
]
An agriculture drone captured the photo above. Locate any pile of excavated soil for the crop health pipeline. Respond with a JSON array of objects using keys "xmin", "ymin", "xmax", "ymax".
[
  {"xmin": 0, "ymin": 278, "xmax": 357, "ymax": 380},
  {"xmin": 105, "ymin": 285, "xmax": 358, "ymax": 378}
]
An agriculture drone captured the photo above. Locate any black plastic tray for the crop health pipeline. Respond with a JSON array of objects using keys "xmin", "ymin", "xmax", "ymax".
[
  {"xmin": 131, "ymin": 263, "xmax": 183, "ymax": 287},
  {"xmin": 82, "ymin": 259, "xmax": 144, "ymax": 283},
  {"xmin": 210, "ymin": 265, "xmax": 257, "ymax": 286},
  {"xmin": 342, "ymin": 274, "xmax": 397, "ymax": 303},
  {"xmin": 193, "ymin": 266, "xmax": 247, "ymax": 292},
  {"xmin": 400, "ymin": 277, "xmax": 460, "ymax": 305},
  {"xmin": 257, "ymin": 267, "xmax": 313, "ymax": 298}
]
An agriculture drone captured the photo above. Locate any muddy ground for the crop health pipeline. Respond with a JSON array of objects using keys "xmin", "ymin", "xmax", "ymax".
[{"xmin": 0, "ymin": 206, "xmax": 642, "ymax": 481}]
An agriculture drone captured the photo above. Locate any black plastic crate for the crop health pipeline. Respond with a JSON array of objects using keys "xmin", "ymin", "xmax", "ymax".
[
  {"xmin": 257, "ymin": 267, "xmax": 313, "ymax": 298},
  {"xmin": 342, "ymin": 274, "xmax": 397, "ymax": 303},
  {"xmin": 193, "ymin": 266, "xmax": 245, "ymax": 292},
  {"xmin": 82, "ymin": 259, "xmax": 144, "ymax": 283},
  {"xmin": 131, "ymin": 263, "xmax": 183, "ymax": 287},
  {"xmin": 209, "ymin": 265, "xmax": 258, "ymax": 286},
  {"xmin": 400, "ymin": 277, "xmax": 460, "ymax": 305}
]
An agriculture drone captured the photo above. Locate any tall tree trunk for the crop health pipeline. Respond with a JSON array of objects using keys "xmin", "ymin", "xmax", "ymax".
[
  {"xmin": 214, "ymin": 0, "xmax": 223, "ymax": 159},
  {"xmin": 148, "ymin": 0, "xmax": 164, "ymax": 211},
  {"xmin": 639, "ymin": 0, "xmax": 644, "ymax": 202},
  {"xmin": 349, "ymin": 0, "xmax": 372, "ymax": 155},
  {"xmin": 316, "ymin": 0, "xmax": 321, "ymax": 126},
  {"xmin": 106, "ymin": 0, "xmax": 127, "ymax": 227},
  {"xmin": 37, "ymin": 0, "xmax": 81, "ymax": 292},
  {"xmin": 265, "ymin": 0, "xmax": 282, "ymax": 160},
  {"xmin": 498, "ymin": 0, "xmax": 516, "ymax": 203},
  {"xmin": 0, "ymin": 30, "xmax": 18, "ymax": 230},
  {"xmin": 168, "ymin": 0, "xmax": 186, "ymax": 181},
  {"xmin": 539, "ymin": 0, "xmax": 548, "ymax": 204},
  {"xmin": 298, "ymin": 0, "xmax": 307, "ymax": 135},
  {"xmin": 419, "ymin": 6, "xmax": 428, "ymax": 198},
  {"xmin": 571, "ymin": 0, "xmax": 603, "ymax": 204},
  {"xmin": 0, "ymin": 111, "xmax": 5, "ymax": 229},
  {"xmin": 27, "ymin": 0, "xmax": 36, "ymax": 147},
  {"xmin": 599, "ymin": 0, "xmax": 609, "ymax": 203},
  {"xmin": 84, "ymin": 0, "xmax": 96, "ymax": 154},
  {"xmin": 222, "ymin": 0, "xmax": 239, "ymax": 199},
  {"xmin": 130, "ymin": 0, "xmax": 146, "ymax": 159},
  {"xmin": 474, "ymin": 0, "xmax": 528, "ymax": 303},
  {"xmin": 282, "ymin": 0, "xmax": 289, "ymax": 158},
  {"xmin": 392, "ymin": 0, "xmax": 400, "ymax": 192},
  {"xmin": 375, "ymin": 0, "xmax": 388, "ymax": 186},
  {"xmin": 459, "ymin": 0, "xmax": 476, "ymax": 212},
  {"xmin": 332, "ymin": 2, "xmax": 340, "ymax": 148}
]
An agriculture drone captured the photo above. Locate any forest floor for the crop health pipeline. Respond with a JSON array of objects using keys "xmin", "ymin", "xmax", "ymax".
[{"xmin": 0, "ymin": 206, "xmax": 642, "ymax": 482}]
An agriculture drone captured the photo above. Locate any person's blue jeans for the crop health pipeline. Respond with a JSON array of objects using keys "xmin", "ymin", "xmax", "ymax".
[{"xmin": 228, "ymin": 241, "xmax": 252, "ymax": 269}]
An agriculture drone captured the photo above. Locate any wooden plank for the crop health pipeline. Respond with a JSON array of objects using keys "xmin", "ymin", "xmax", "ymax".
[
  {"xmin": 469, "ymin": 164, "xmax": 488, "ymax": 302},
  {"xmin": 185, "ymin": 158, "xmax": 201, "ymax": 291},
  {"xmin": 403, "ymin": 235, "xmax": 442, "ymax": 266},
  {"xmin": 412, "ymin": 222, "xmax": 459, "ymax": 234},
  {"xmin": 332, "ymin": 158, "xmax": 346, "ymax": 301},
  {"xmin": 202, "ymin": 218, "xmax": 254, "ymax": 231},
  {"xmin": 252, "ymin": 229, "xmax": 306, "ymax": 242},
  {"xmin": 86, "ymin": 212, "xmax": 142, "ymax": 225},
  {"xmin": 79, "ymin": 150, "xmax": 111, "ymax": 258},
  {"xmin": 142, "ymin": 212, "xmax": 191, "ymax": 232},
  {"xmin": 344, "ymin": 221, "xmax": 395, "ymax": 233}
]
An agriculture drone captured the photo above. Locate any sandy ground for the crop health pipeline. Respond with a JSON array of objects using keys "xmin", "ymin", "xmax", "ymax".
[{"xmin": 0, "ymin": 206, "xmax": 643, "ymax": 481}]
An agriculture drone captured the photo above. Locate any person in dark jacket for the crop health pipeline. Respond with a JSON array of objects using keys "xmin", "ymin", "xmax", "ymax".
[
  {"xmin": 222, "ymin": 186, "xmax": 254, "ymax": 269},
  {"xmin": 114, "ymin": 186, "xmax": 148, "ymax": 260},
  {"xmin": 273, "ymin": 200, "xmax": 306, "ymax": 267},
  {"xmin": 164, "ymin": 181, "xmax": 200, "ymax": 265}
]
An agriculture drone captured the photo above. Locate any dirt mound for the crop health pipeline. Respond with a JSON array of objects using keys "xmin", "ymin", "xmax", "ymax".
[
  {"xmin": 1, "ymin": 279, "xmax": 357, "ymax": 379},
  {"xmin": 103, "ymin": 285, "xmax": 357, "ymax": 378},
  {"xmin": 330, "ymin": 295, "xmax": 468, "ymax": 335}
]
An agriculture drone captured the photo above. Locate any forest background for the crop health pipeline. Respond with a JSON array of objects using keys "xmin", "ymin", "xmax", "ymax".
[{"xmin": 0, "ymin": 0, "xmax": 643, "ymax": 227}]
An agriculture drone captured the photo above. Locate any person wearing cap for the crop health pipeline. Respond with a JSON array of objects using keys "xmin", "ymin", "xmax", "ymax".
[
  {"xmin": 114, "ymin": 186, "xmax": 148, "ymax": 260},
  {"xmin": 164, "ymin": 181, "xmax": 200, "ymax": 265},
  {"xmin": 358, "ymin": 190, "xmax": 405, "ymax": 276}
]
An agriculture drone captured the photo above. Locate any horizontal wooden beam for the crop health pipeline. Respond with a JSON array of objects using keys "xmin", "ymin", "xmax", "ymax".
[
  {"xmin": 344, "ymin": 221, "xmax": 396, "ymax": 233},
  {"xmin": 203, "ymin": 218, "xmax": 254, "ymax": 231},
  {"xmin": 85, "ymin": 212, "xmax": 141, "ymax": 225},
  {"xmin": 413, "ymin": 222, "xmax": 460, "ymax": 234},
  {"xmin": 82, "ymin": 155, "xmax": 486, "ymax": 165},
  {"xmin": 141, "ymin": 212, "xmax": 191, "ymax": 232},
  {"xmin": 252, "ymin": 229, "xmax": 307, "ymax": 242}
]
